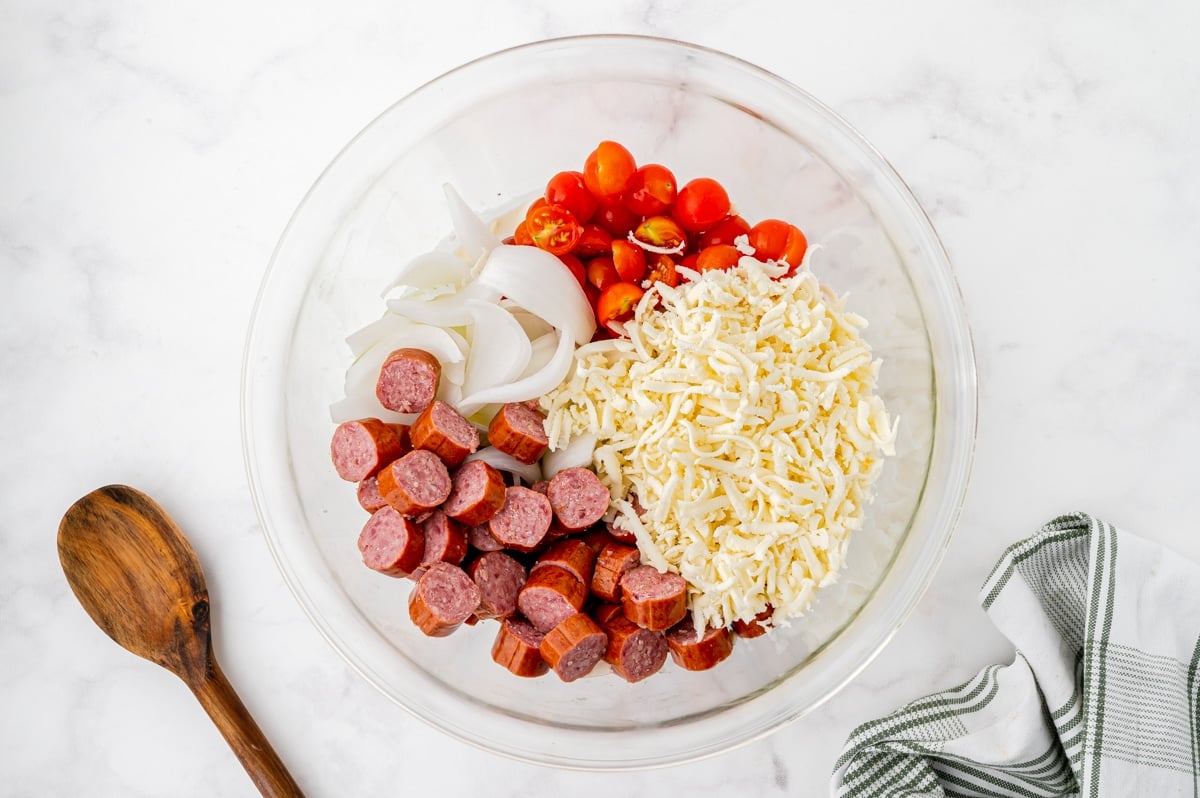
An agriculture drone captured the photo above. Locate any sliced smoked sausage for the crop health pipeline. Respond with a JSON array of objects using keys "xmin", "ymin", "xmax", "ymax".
[
  {"xmin": 491, "ymin": 616, "xmax": 548, "ymax": 678},
  {"xmin": 466, "ymin": 523, "xmax": 505, "ymax": 553},
  {"xmin": 546, "ymin": 467, "xmax": 609, "ymax": 531},
  {"xmin": 531, "ymin": 539, "xmax": 596, "ymax": 586},
  {"xmin": 410, "ymin": 400, "xmax": 479, "ymax": 467},
  {"xmin": 331, "ymin": 418, "xmax": 406, "ymax": 482},
  {"xmin": 376, "ymin": 348, "xmax": 441, "ymax": 414},
  {"xmin": 419, "ymin": 511, "xmax": 468, "ymax": 569},
  {"xmin": 376, "ymin": 449, "xmax": 452, "ymax": 516},
  {"xmin": 517, "ymin": 565, "xmax": 587, "ymax": 633},
  {"xmin": 591, "ymin": 541, "xmax": 642, "ymax": 603},
  {"xmin": 356, "ymin": 475, "xmax": 388, "ymax": 513},
  {"xmin": 487, "ymin": 402, "xmax": 549, "ymax": 465},
  {"xmin": 443, "ymin": 459, "xmax": 506, "ymax": 525},
  {"xmin": 597, "ymin": 611, "xmax": 669, "ymax": 683},
  {"xmin": 357, "ymin": 506, "xmax": 425, "ymax": 577},
  {"xmin": 666, "ymin": 619, "xmax": 734, "ymax": 671},
  {"xmin": 487, "ymin": 486, "xmax": 552, "ymax": 552},
  {"xmin": 620, "ymin": 566, "xmax": 687, "ymax": 631},
  {"xmin": 732, "ymin": 606, "xmax": 774, "ymax": 639},
  {"xmin": 539, "ymin": 613, "xmax": 607, "ymax": 682},
  {"xmin": 469, "ymin": 551, "xmax": 527, "ymax": 620},
  {"xmin": 408, "ymin": 563, "xmax": 481, "ymax": 637}
]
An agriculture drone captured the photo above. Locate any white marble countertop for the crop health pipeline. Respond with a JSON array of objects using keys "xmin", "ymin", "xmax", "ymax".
[{"xmin": 5, "ymin": 2, "xmax": 1199, "ymax": 795}]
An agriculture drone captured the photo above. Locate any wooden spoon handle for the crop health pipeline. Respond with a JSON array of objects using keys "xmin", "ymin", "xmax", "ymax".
[{"xmin": 190, "ymin": 657, "xmax": 305, "ymax": 798}]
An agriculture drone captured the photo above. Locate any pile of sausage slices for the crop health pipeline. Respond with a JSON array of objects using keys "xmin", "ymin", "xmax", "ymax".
[{"xmin": 331, "ymin": 346, "xmax": 766, "ymax": 683}]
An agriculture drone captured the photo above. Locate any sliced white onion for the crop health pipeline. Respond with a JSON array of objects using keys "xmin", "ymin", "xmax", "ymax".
[
  {"xmin": 503, "ymin": 304, "xmax": 556, "ymax": 341},
  {"xmin": 519, "ymin": 331, "xmax": 560, "ymax": 379},
  {"xmin": 342, "ymin": 322, "xmax": 466, "ymax": 403},
  {"xmin": 381, "ymin": 250, "xmax": 470, "ymax": 295},
  {"xmin": 465, "ymin": 446, "xmax": 542, "ymax": 485},
  {"xmin": 385, "ymin": 293, "xmax": 475, "ymax": 328},
  {"xmin": 444, "ymin": 184, "xmax": 501, "ymax": 263},
  {"xmin": 477, "ymin": 245, "xmax": 596, "ymax": 345},
  {"xmin": 329, "ymin": 393, "xmax": 414, "ymax": 425},
  {"xmin": 541, "ymin": 432, "xmax": 598, "ymax": 478},
  {"xmin": 461, "ymin": 300, "xmax": 532, "ymax": 397},
  {"xmin": 457, "ymin": 329, "xmax": 574, "ymax": 417}
]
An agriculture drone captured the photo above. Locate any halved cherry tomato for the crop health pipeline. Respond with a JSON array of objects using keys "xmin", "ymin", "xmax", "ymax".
[
  {"xmin": 698, "ymin": 215, "xmax": 751, "ymax": 249},
  {"xmin": 558, "ymin": 253, "xmax": 587, "ymax": 291},
  {"xmin": 586, "ymin": 256, "xmax": 620, "ymax": 292},
  {"xmin": 624, "ymin": 164, "xmax": 677, "ymax": 216},
  {"xmin": 645, "ymin": 253, "xmax": 681, "ymax": 287},
  {"xmin": 513, "ymin": 221, "xmax": 534, "ymax": 246},
  {"xmin": 634, "ymin": 215, "xmax": 687, "ymax": 250},
  {"xmin": 747, "ymin": 219, "xmax": 790, "ymax": 261},
  {"xmin": 527, "ymin": 196, "xmax": 547, "ymax": 215},
  {"xmin": 596, "ymin": 282, "xmax": 644, "ymax": 331},
  {"xmin": 545, "ymin": 171, "xmax": 597, "ymax": 224},
  {"xmin": 672, "ymin": 177, "xmax": 731, "ymax": 233},
  {"xmin": 611, "ymin": 239, "xmax": 646, "ymax": 283},
  {"xmin": 575, "ymin": 224, "xmax": 613, "ymax": 257},
  {"xmin": 594, "ymin": 200, "xmax": 639, "ymax": 238},
  {"xmin": 526, "ymin": 203, "xmax": 582, "ymax": 256},
  {"xmin": 583, "ymin": 141, "xmax": 637, "ymax": 199},
  {"xmin": 696, "ymin": 244, "xmax": 742, "ymax": 273}
]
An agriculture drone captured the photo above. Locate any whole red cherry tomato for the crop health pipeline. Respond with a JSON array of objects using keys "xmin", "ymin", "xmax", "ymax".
[
  {"xmin": 574, "ymin": 224, "xmax": 613, "ymax": 257},
  {"xmin": 747, "ymin": 219, "xmax": 790, "ymax": 261},
  {"xmin": 586, "ymin": 257, "xmax": 621, "ymax": 292},
  {"xmin": 672, "ymin": 177, "xmax": 731, "ymax": 233},
  {"xmin": 596, "ymin": 282, "xmax": 645, "ymax": 331},
  {"xmin": 526, "ymin": 204, "xmax": 582, "ymax": 256},
  {"xmin": 698, "ymin": 215, "xmax": 750, "ymax": 249},
  {"xmin": 558, "ymin": 253, "xmax": 587, "ymax": 291},
  {"xmin": 611, "ymin": 239, "xmax": 646, "ymax": 283},
  {"xmin": 583, "ymin": 141, "xmax": 637, "ymax": 199},
  {"xmin": 624, "ymin": 164, "xmax": 677, "ymax": 217},
  {"xmin": 594, "ymin": 200, "xmax": 639, "ymax": 238},
  {"xmin": 779, "ymin": 225, "xmax": 808, "ymax": 273},
  {"xmin": 545, "ymin": 171, "xmax": 597, "ymax": 224},
  {"xmin": 696, "ymin": 244, "xmax": 742, "ymax": 273}
]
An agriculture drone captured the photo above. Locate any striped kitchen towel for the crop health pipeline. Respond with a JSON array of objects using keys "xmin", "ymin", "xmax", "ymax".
[{"xmin": 831, "ymin": 512, "xmax": 1200, "ymax": 797}]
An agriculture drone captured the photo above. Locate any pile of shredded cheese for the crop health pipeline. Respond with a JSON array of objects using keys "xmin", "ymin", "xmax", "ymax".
[{"xmin": 542, "ymin": 256, "xmax": 897, "ymax": 633}]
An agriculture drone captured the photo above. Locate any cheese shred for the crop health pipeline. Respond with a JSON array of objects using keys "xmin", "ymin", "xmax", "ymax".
[{"xmin": 542, "ymin": 256, "xmax": 897, "ymax": 633}]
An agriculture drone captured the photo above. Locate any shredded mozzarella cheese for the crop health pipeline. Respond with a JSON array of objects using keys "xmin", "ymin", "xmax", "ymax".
[{"xmin": 542, "ymin": 256, "xmax": 897, "ymax": 633}]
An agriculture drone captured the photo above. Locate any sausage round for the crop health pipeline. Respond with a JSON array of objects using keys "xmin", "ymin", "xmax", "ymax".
[
  {"xmin": 517, "ymin": 565, "xmax": 587, "ymax": 633},
  {"xmin": 487, "ymin": 402, "xmax": 549, "ymax": 465},
  {"xmin": 531, "ymin": 539, "xmax": 596, "ymax": 586},
  {"xmin": 410, "ymin": 400, "xmax": 479, "ymax": 467},
  {"xmin": 466, "ymin": 523, "xmax": 505, "ymax": 552},
  {"xmin": 357, "ymin": 506, "xmax": 425, "ymax": 577},
  {"xmin": 487, "ymin": 486, "xmax": 552, "ymax": 552},
  {"xmin": 620, "ymin": 566, "xmax": 687, "ymax": 631},
  {"xmin": 387, "ymin": 422, "xmax": 413, "ymax": 453},
  {"xmin": 605, "ymin": 519, "xmax": 637, "ymax": 545},
  {"xmin": 331, "ymin": 418, "xmax": 406, "ymax": 482},
  {"xmin": 597, "ymin": 611, "xmax": 669, "ymax": 683},
  {"xmin": 469, "ymin": 551, "xmax": 527, "ymax": 620},
  {"xmin": 491, "ymin": 616, "xmax": 548, "ymax": 678},
  {"xmin": 666, "ymin": 619, "xmax": 734, "ymax": 671},
  {"xmin": 579, "ymin": 526, "xmax": 615, "ymax": 554},
  {"xmin": 539, "ymin": 613, "xmax": 608, "ymax": 682},
  {"xmin": 732, "ymin": 606, "xmax": 774, "ymax": 639},
  {"xmin": 443, "ymin": 459, "xmax": 507, "ymax": 525},
  {"xmin": 419, "ymin": 510, "xmax": 468, "ymax": 569},
  {"xmin": 408, "ymin": 563, "xmax": 481, "ymax": 637},
  {"xmin": 529, "ymin": 480, "xmax": 550, "ymax": 495},
  {"xmin": 546, "ymin": 467, "xmax": 610, "ymax": 531},
  {"xmin": 356, "ymin": 475, "xmax": 388, "ymax": 513},
  {"xmin": 376, "ymin": 348, "xmax": 441, "ymax": 414},
  {"xmin": 376, "ymin": 449, "xmax": 452, "ymax": 516},
  {"xmin": 590, "ymin": 541, "xmax": 642, "ymax": 603}
]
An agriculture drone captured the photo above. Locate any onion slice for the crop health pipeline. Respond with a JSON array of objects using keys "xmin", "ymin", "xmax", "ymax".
[
  {"xmin": 444, "ymin": 184, "xmax": 501, "ymax": 263},
  {"xmin": 477, "ymin": 245, "xmax": 596, "ymax": 345},
  {"xmin": 461, "ymin": 300, "xmax": 533, "ymax": 397},
  {"xmin": 465, "ymin": 446, "xmax": 542, "ymax": 485},
  {"xmin": 380, "ymin": 250, "xmax": 470, "ymax": 295},
  {"xmin": 542, "ymin": 432, "xmax": 598, "ymax": 478},
  {"xmin": 457, "ymin": 328, "xmax": 574, "ymax": 417}
]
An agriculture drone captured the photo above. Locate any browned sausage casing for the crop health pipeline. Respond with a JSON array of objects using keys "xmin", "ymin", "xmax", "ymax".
[
  {"xmin": 539, "ymin": 613, "xmax": 607, "ymax": 682},
  {"xmin": 597, "ymin": 610, "xmax": 669, "ymax": 683},
  {"xmin": 356, "ymin": 475, "xmax": 388, "ymax": 513},
  {"xmin": 409, "ymin": 400, "xmax": 479, "ymax": 467},
  {"xmin": 376, "ymin": 348, "xmax": 441, "ymax": 414},
  {"xmin": 620, "ymin": 565, "xmax": 687, "ymax": 631},
  {"xmin": 443, "ymin": 459, "xmax": 507, "ymax": 525},
  {"xmin": 331, "ymin": 418, "xmax": 407, "ymax": 482},
  {"xmin": 419, "ymin": 511, "xmax": 468, "ymax": 569},
  {"xmin": 517, "ymin": 565, "xmax": 587, "ymax": 633},
  {"xmin": 357, "ymin": 506, "xmax": 425, "ymax": 577},
  {"xmin": 666, "ymin": 619, "xmax": 734, "ymax": 671},
  {"xmin": 491, "ymin": 616, "xmax": 548, "ymax": 678},
  {"xmin": 376, "ymin": 449, "xmax": 452, "ymax": 516},
  {"xmin": 487, "ymin": 402, "xmax": 550, "ymax": 464},
  {"xmin": 731, "ymin": 606, "xmax": 774, "ymax": 639},
  {"xmin": 408, "ymin": 563, "xmax": 481, "ymax": 637},
  {"xmin": 591, "ymin": 541, "xmax": 642, "ymax": 603},
  {"xmin": 531, "ymin": 538, "xmax": 596, "ymax": 586}
]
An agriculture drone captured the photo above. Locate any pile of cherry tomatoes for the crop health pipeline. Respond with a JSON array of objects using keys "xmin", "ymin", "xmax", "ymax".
[{"xmin": 505, "ymin": 141, "xmax": 809, "ymax": 336}]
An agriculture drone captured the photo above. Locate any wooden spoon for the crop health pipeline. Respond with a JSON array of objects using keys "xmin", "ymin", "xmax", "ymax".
[{"xmin": 57, "ymin": 484, "xmax": 304, "ymax": 797}]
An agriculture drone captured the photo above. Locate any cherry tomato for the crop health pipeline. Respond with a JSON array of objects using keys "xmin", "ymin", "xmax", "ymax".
[
  {"xmin": 698, "ymin": 215, "xmax": 751, "ymax": 249},
  {"xmin": 645, "ymin": 253, "xmax": 681, "ymax": 287},
  {"xmin": 583, "ymin": 141, "xmax": 637, "ymax": 199},
  {"xmin": 780, "ymin": 225, "xmax": 808, "ymax": 273},
  {"xmin": 747, "ymin": 219, "xmax": 790, "ymax": 261},
  {"xmin": 696, "ymin": 244, "xmax": 742, "ymax": 273},
  {"xmin": 558, "ymin": 253, "xmax": 587, "ymax": 291},
  {"xmin": 527, "ymin": 196, "xmax": 547, "ymax": 215},
  {"xmin": 624, "ymin": 164, "xmax": 677, "ymax": 217},
  {"xmin": 501, "ymin": 235, "xmax": 516, "ymax": 245},
  {"xmin": 575, "ymin": 224, "xmax": 613, "ymax": 257},
  {"xmin": 513, "ymin": 221, "xmax": 534, "ymax": 246},
  {"xmin": 586, "ymin": 256, "xmax": 620, "ymax": 292},
  {"xmin": 526, "ymin": 203, "xmax": 582, "ymax": 256},
  {"xmin": 634, "ymin": 215, "xmax": 687, "ymax": 250},
  {"xmin": 679, "ymin": 253, "xmax": 699, "ymax": 271},
  {"xmin": 545, "ymin": 171, "xmax": 597, "ymax": 224},
  {"xmin": 672, "ymin": 178, "xmax": 731, "ymax": 233},
  {"xmin": 596, "ymin": 281, "xmax": 645, "ymax": 331},
  {"xmin": 611, "ymin": 239, "xmax": 646, "ymax": 283},
  {"xmin": 594, "ymin": 200, "xmax": 639, "ymax": 238}
]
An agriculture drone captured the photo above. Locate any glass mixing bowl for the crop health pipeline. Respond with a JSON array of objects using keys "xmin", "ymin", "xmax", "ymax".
[{"xmin": 242, "ymin": 35, "xmax": 976, "ymax": 770}]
